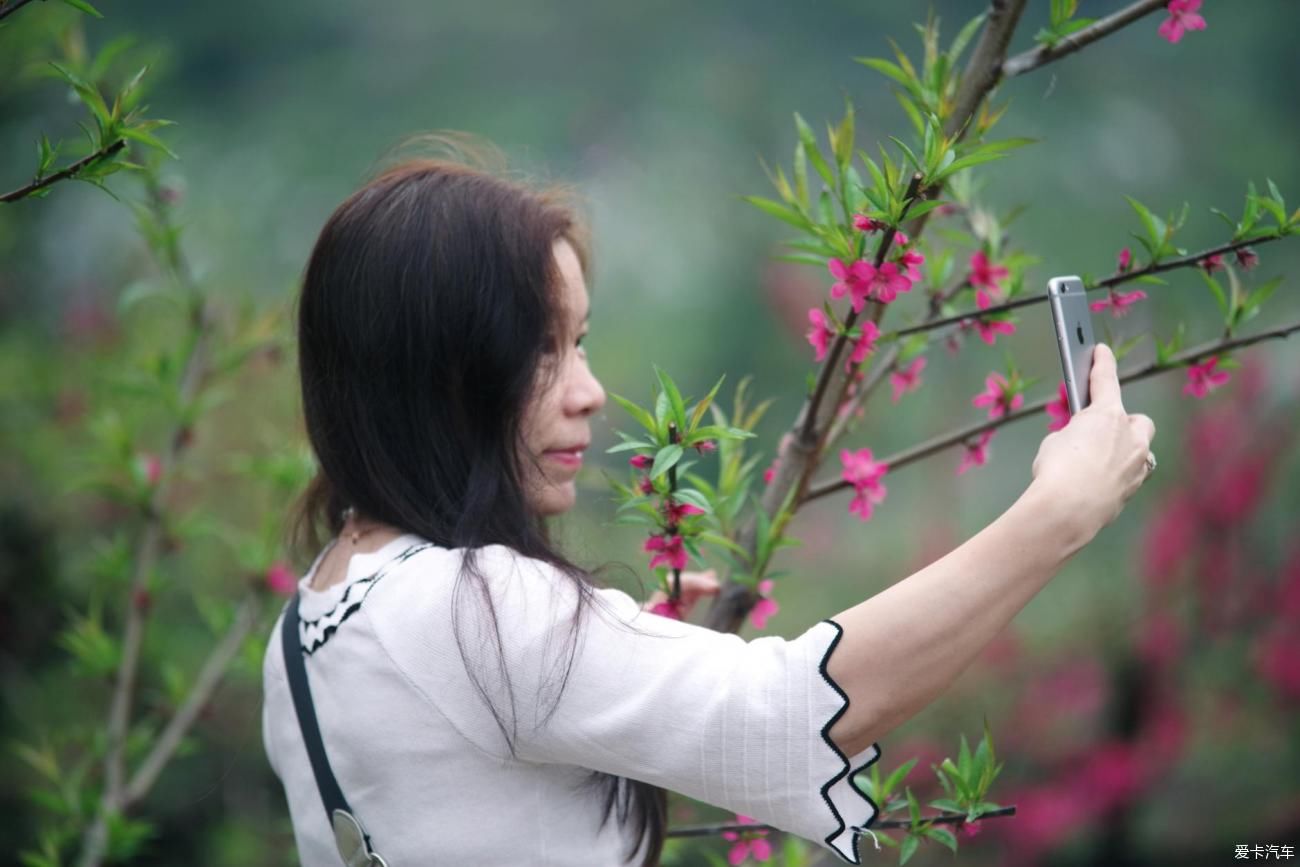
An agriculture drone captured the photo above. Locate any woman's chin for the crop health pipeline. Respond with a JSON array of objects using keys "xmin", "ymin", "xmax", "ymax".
[{"xmin": 534, "ymin": 480, "xmax": 577, "ymax": 517}]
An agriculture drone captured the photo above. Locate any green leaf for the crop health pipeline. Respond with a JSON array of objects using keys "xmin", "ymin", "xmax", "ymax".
[
  {"xmin": 650, "ymin": 444, "xmax": 683, "ymax": 480},
  {"xmin": 928, "ymin": 798, "xmax": 965, "ymax": 813},
  {"xmin": 120, "ymin": 126, "xmax": 178, "ymax": 160},
  {"xmin": 794, "ymin": 112, "xmax": 836, "ymax": 188},
  {"xmin": 605, "ymin": 440, "xmax": 655, "ymax": 454},
  {"xmin": 689, "ymin": 374, "xmax": 726, "ymax": 432},
  {"xmin": 927, "ymin": 827, "xmax": 958, "ymax": 854},
  {"xmin": 1125, "ymin": 196, "xmax": 1162, "ymax": 254},
  {"xmin": 672, "ymin": 488, "xmax": 713, "ymax": 514},
  {"xmin": 59, "ymin": 0, "xmax": 105, "ymax": 16},
  {"xmin": 652, "ymin": 365, "xmax": 687, "ymax": 433},
  {"xmin": 899, "ymin": 834, "xmax": 920, "ymax": 865},
  {"xmin": 1199, "ymin": 270, "xmax": 1229, "ymax": 318},
  {"xmin": 794, "ymin": 141, "xmax": 810, "ymax": 210},
  {"xmin": 743, "ymin": 195, "xmax": 810, "ymax": 230}
]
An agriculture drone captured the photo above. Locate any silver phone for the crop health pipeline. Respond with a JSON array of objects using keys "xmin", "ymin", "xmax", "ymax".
[{"xmin": 1047, "ymin": 275, "xmax": 1097, "ymax": 415}]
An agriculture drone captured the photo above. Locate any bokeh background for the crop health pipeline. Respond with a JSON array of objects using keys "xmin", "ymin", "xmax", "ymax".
[{"xmin": 2, "ymin": 1, "xmax": 1297, "ymax": 865}]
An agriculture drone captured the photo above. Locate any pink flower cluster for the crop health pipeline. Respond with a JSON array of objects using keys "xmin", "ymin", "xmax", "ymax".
[
  {"xmin": 722, "ymin": 814, "xmax": 772, "ymax": 865},
  {"xmin": 1157, "ymin": 0, "xmax": 1206, "ymax": 44},
  {"xmin": 840, "ymin": 447, "xmax": 888, "ymax": 522}
]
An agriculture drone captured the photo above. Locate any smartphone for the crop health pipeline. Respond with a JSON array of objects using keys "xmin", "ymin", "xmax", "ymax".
[{"xmin": 1047, "ymin": 275, "xmax": 1097, "ymax": 415}]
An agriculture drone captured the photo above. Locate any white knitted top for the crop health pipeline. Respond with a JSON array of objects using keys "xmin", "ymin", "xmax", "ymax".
[{"xmin": 260, "ymin": 534, "xmax": 883, "ymax": 865}]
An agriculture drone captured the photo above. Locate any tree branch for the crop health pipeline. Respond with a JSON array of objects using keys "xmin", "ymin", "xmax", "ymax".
[
  {"xmin": 0, "ymin": 0, "xmax": 42, "ymax": 24},
  {"xmin": 802, "ymin": 318, "xmax": 1300, "ymax": 504},
  {"xmin": 77, "ymin": 173, "xmax": 214, "ymax": 867},
  {"xmin": 122, "ymin": 595, "xmax": 261, "ymax": 807},
  {"xmin": 0, "ymin": 139, "xmax": 126, "ymax": 204},
  {"xmin": 890, "ymin": 231, "xmax": 1292, "ymax": 340},
  {"xmin": 667, "ymin": 805, "xmax": 1017, "ymax": 838},
  {"xmin": 1002, "ymin": 0, "xmax": 1169, "ymax": 78}
]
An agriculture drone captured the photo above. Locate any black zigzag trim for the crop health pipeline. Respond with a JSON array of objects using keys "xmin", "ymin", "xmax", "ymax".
[
  {"xmin": 300, "ymin": 543, "xmax": 436, "ymax": 656},
  {"xmin": 815, "ymin": 618, "xmax": 883, "ymax": 864}
]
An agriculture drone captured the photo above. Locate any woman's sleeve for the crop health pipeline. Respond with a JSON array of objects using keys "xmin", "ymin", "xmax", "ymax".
[{"xmin": 468, "ymin": 545, "xmax": 885, "ymax": 864}]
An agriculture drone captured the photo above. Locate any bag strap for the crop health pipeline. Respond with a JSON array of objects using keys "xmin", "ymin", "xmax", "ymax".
[{"xmin": 281, "ymin": 593, "xmax": 388, "ymax": 867}]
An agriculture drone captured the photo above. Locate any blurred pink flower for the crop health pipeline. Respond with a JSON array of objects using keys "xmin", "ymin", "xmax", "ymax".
[
  {"xmin": 662, "ymin": 498, "xmax": 706, "ymax": 526},
  {"xmin": 1183, "ymin": 356, "xmax": 1231, "ymax": 398},
  {"xmin": 1078, "ymin": 741, "xmax": 1150, "ymax": 812},
  {"xmin": 1116, "ymin": 247, "xmax": 1133, "ymax": 273},
  {"xmin": 644, "ymin": 533, "xmax": 687, "ymax": 571},
  {"xmin": 266, "ymin": 561, "xmax": 298, "ymax": 597},
  {"xmin": 1136, "ymin": 611, "xmax": 1184, "ymax": 671},
  {"xmin": 807, "ymin": 307, "xmax": 834, "ymax": 361},
  {"xmin": 1253, "ymin": 627, "xmax": 1300, "ymax": 703},
  {"xmin": 629, "ymin": 454, "xmax": 652, "ymax": 470},
  {"xmin": 868, "ymin": 261, "xmax": 914, "ymax": 304},
  {"xmin": 897, "ymin": 248, "xmax": 925, "ymax": 283},
  {"xmin": 969, "ymin": 251, "xmax": 1009, "ymax": 308},
  {"xmin": 721, "ymin": 814, "xmax": 772, "ymax": 865},
  {"xmin": 649, "ymin": 598, "xmax": 684, "ymax": 620},
  {"xmin": 1046, "ymin": 381, "xmax": 1071, "ymax": 431},
  {"xmin": 1198, "ymin": 253, "xmax": 1225, "ymax": 273},
  {"xmin": 1089, "ymin": 288, "xmax": 1147, "ymax": 318},
  {"xmin": 637, "ymin": 475, "xmax": 655, "ymax": 495},
  {"xmin": 847, "ymin": 320, "xmax": 880, "ymax": 367},
  {"xmin": 889, "ymin": 356, "xmax": 926, "ymax": 403},
  {"xmin": 974, "ymin": 316, "xmax": 1017, "ymax": 346},
  {"xmin": 749, "ymin": 579, "xmax": 780, "ymax": 630},
  {"xmin": 841, "ymin": 447, "xmax": 888, "ymax": 522},
  {"xmin": 972, "ymin": 372, "xmax": 1023, "ymax": 419},
  {"xmin": 1158, "ymin": 0, "xmax": 1206, "ymax": 44},
  {"xmin": 1140, "ymin": 489, "xmax": 1199, "ymax": 588},
  {"xmin": 1235, "ymin": 247, "xmax": 1259, "ymax": 270},
  {"xmin": 137, "ymin": 453, "xmax": 163, "ymax": 487},
  {"xmin": 828, "ymin": 257, "xmax": 875, "ymax": 313},
  {"xmin": 852, "ymin": 214, "xmax": 886, "ymax": 233},
  {"xmin": 957, "ymin": 429, "xmax": 995, "ymax": 475},
  {"xmin": 693, "ymin": 439, "xmax": 717, "ymax": 455}
]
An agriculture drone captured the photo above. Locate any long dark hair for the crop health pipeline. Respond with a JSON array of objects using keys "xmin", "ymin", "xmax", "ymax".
[{"xmin": 287, "ymin": 132, "xmax": 667, "ymax": 866}]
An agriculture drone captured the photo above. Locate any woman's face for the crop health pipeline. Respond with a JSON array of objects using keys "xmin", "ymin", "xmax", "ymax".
[{"xmin": 519, "ymin": 238, "xmax": 606, "ymax": 516}]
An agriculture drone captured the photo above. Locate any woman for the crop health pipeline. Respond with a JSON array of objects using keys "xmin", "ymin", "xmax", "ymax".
[{"xmin": 261, "ymin": 134, "xmax": 1157, "ymax": 866}]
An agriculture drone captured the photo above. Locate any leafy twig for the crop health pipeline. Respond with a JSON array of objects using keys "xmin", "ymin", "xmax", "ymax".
[{"xmin": 1003, "ymin": 0, "xmax": 1169, "ymax": 78}]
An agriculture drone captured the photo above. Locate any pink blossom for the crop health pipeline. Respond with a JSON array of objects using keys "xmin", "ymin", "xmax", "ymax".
[
  {"xmin": 841, "ymin": 447, "xmax": 888, "ymax": 523},
  {"xmin": 852, "ymin": 214, "xmax": 886, "ymax": 233},
  {"xmin": 890, "ymin": 355, "xmax": 926, "ymax": 403},
  {"xmin": 1183, "ymin": 356, "xmax": 1231, "ymax": 398},
  {"xmin": 961, "ymin": 820, "xmax": 981, "ymax": 839},
  {"xmin": 629, "ymin": 454, "xmax": 652, "ymax": 470},
  {"xmin": 1253, "ymin": 626, "xmax": 1300, "ymax": 702},
  {"xmin": 638, "ymin": 475, "xmax": 656, "ymax": 495},
  {"xmin": 1157, "ymin": 0, "xmax": 1206, "ymax": 44},
  {"xmin": 1046, "ymin": 381, "xmax": 1071, "ymax": 431},
  {"xmin": 1089, "ymin": 288, "xmax": 1148, "ymax": 319},
  {"xmin": 968, "ymin": 251, "xmax": 1009, "ymax": 309},
  {"xmin": 694, "ymin": 439, "xmax": 718, "ymax": 455},
  {"xmin": 137, "ymin": 452, "xmax": 163, "ymax": 487},
  {"xmin": 957, "ymin": 429, "xmax": 995, "ymax": 475},
  {"xmin": 971, "ymin": 372, "xmax": 1023, "ymax": 420},
  {"xmin": 893, "ymin": 230, "xmax": 910, "ymax": 247},
  {"xmin": 1136, "ymin": 611, "xmax": 1184, "ymax": 671},
  {"xmin": 1201, "ymin": 453, "xmax": 1270, "ymax": 526},
  {"xmin": 1235, "ymin": 247, "xmax": 1259, "ymax": 270},
  {"xmin": 762, "ymin": 462, "xmax": 777, "ymax": 485},
  {"xmin": 846, "ymin": 320, "xmax": 881, "ymax": 367},
  {"xmin": 644, "ymin": 533, "xmax": 688, "ymax": 571},
  {"xmin": 1079, "ymin": 741, "xmax": 1150, "ymax": 812},
  {"xmin": 807, "ymin": 308, "xmax": 834, "ymax": 362},
  {"xmin": 649, "ymin": 598, "xmax": 684, "ymax": 620},
  {"xmin": 662, "ymin": 498, "xmax": 706, "ymax": 526},
  {"xmin": 763, "ymin": 434, "xmax": 792, "ymax": 486},
  {"xmin": 897, "ymin": 248, "xmax": 925, "ymax": 283},
  {"xmin": 1198, "ymin": 253, "xmax": 1225, "ymax": 273},
  {"xmin": 1140, "ymin": 489, "xmax": 1199, "ymax": 588},
  {"xmin": 974, "ymin": 316, "xmax": 1016, "ymax": 346},
  {"xmin": 266, "ymin": 561, "xmax": 298, "ymax": 597},
  {"xmin": 867, "ymin": 261, "xmax": 914, "ymax": 304},
  {"xmin": 828, "ymin": 257, "xmax": 875, "ymax": 313},
  {"xmin": 1117, "ymin": 247, "xmax": 1133, "ymax": 273},
  {"xmin": 722, "ymin": 814, "xmax": 772, "ymax": 865},
  {"xmin": 749, "ymin": 579, "xmax": 780, "ymax": 630}
]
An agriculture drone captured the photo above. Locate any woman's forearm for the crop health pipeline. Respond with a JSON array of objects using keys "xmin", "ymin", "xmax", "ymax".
[{"xmin": 825, "ymin": 481, "xmax": 1096, "ymax": 756}]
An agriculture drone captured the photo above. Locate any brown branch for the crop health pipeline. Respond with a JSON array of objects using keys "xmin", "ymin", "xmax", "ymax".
[
  {"xmin": 667, "ymin": 805, "xmax": 1017, "ymax": 838},
  {"xmin": 77, "ymin": 175, "xmax": 214, "ymax": 867},
  {"xmin": 802, "ymin": 318, "xmax": 1300, "ymax": 504},
  {"xmin": 891, "ymin": 231, "xmax": 1291, "ymax": 340},
  {"xmin": 1003, "ymin": 0, "xmax": 1169, "ymax": 78},
  {"xmin": 122, "ymin": 594, "xmax": 261, "ymax": 807},
  {"xmin": 704, "ymin": 3, "xmax": 1031, "ymax": 634},
  {"xmin": 800, "ymin": 173, "xmax": 925, "ymax": 445},
  {"xmin": 0, "ymin": 139, "xmax": 126, "ymax": 204},
  {"xmin": 0, "ymin": 0, "xmax": 42, "ymax": 24}
]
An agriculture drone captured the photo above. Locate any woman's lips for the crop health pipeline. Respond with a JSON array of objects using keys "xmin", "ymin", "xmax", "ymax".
[{"xmin": 544, "ymin": 449, "xmax": 584, "ymax": 468}]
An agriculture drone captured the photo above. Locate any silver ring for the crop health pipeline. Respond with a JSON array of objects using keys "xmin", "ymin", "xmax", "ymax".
[{"xmin": 1144, "ymin": 452, "xmax": 1157, "ymax": 474}]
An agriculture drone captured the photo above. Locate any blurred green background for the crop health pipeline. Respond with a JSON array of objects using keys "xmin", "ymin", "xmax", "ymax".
[{"xmin": 2, "ymin": 1, "xmax": 1298, "ymax": 865}]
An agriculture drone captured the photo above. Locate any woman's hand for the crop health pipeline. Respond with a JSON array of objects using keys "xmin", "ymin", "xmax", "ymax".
[{"xmin": 642, "ymin": 569, "xmax": 721, "ymax": 620}]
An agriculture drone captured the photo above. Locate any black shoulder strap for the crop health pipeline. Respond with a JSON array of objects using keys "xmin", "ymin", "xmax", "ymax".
[{"xmin": 281, "ymin": 594, "xmax": 387, "ymax": 866}]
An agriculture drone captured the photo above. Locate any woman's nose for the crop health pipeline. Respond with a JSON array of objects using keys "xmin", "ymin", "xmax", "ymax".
[{"xmin": 569, "ymin": 364, "xmax": 606, "ymax": 417}]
